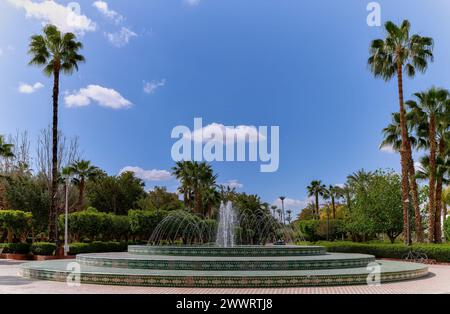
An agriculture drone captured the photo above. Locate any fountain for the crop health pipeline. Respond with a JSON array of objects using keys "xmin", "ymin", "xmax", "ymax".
[
  {"xmin": 216, "ymin": 201, "xmax": 236, "ymax": 247},
  {"xmin": 19, "ymin": 202, "xmax": 430, "ymax": 287}
]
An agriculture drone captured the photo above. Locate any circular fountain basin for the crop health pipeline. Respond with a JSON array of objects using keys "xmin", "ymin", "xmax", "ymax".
[{"xmin": 20, "ymin": 245, "xmax": 429, "ymax": 287}]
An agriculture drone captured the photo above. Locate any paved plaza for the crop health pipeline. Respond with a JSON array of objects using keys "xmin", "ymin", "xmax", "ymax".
[{"xmin": 0, "ymin": 259, "xmax": 448, "ymax": 294}]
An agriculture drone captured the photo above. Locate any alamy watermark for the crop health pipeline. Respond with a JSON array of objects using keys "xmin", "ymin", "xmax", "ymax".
[
  {"xmin": 171, "ymin": 118, "xmax": 280, "ymax": 173},
  {"xmin": 367, "ymin": 2, "xmax": 381, "ymax": 27}
]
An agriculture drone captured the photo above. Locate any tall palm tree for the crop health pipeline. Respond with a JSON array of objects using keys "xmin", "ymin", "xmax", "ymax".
[
  {"xmin": 28, "ymin": 24, "xmax": 85, "ymax": 241},
  {"xmin": 270, "ymin": 205, "xmax": 277, "ymax": 217},
  {"xmin": 306, "ymin": 180, "xmax": 326, "ymax": 219},
  {"xmin": 369, "ymin": 20, "xmax": 434, "ymax": 245},
  {"xmin": 172, "ymin": 161, "xmax": 194, "ymax": 209},
  {"xmin": 0, "ymin": 136, "xmax": 14, "ymax": 158},
  {"xmin": 67, "ymin": 160, "xmax": 101, "ymax": 211},
  {"xmin": 407, "ymin": 88, "xmax": 449, "ymax": 243},
  {"xmin": 286, "ymin": 209, "xmax": 292, "ymax": 224},
  {"xmin": 324, "ymin": 185, "xmax": 341, "ymax": 219},
  {"xmin": 381, "ymin": 111, "xmax": 424, "ymax": 242},
  {"xmin": 347, "ymin": 169, "xmax": 373, "ymax": 191}
]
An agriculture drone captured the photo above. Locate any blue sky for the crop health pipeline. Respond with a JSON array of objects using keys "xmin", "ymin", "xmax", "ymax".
[{"xmin": 1, "ymin": 0, "xmax": 450, "ymax": 215}]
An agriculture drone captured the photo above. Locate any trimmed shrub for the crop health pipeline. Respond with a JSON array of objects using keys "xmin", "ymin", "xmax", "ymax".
[
  {"xmin": 128, "ymin": 209, "xmax": 168, "ymax": 240},
  {"xmin": 30, "ymin": 242, "xmax": 56, "ymax": 256},
  {"xmin": 0, "ymin": 210, "xmax": 32, "ymax": 242},
  {"xmin": 296, "ymin": 220, "xmax": 343, "ymax": 242},
  {"xmin": 311, "ymin": 241, "xmax": 450, "ymax": 262},
  {"xmin": 68, "ymin": 241, "xmax": 128, "ymax": 255},
  {"xmin": 0, "ymin": 242, "xmax": 30, "ymax": 254}
]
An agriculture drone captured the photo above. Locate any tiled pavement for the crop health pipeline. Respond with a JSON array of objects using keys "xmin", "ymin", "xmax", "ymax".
[{"xmin": 0, "ymin": 260, "xmax": 449, "ymax": 294}]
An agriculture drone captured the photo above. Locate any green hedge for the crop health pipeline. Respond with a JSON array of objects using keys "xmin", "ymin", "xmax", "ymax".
[
  {"xmin": 58, "ymin": 208, "xmax": 130, "ymax": 242},
  {"xmin": 311, "ymin": 241, "xmax": 450, "ymax": 262},
  {"xmin": 30, "ymin": 242, "xmax": 56, "ymax": 256},
  {"xmin": 0, "ymin": 210, "xmax": 32, "ymax": 242},
  {"xmin": 296, "ymin": 220, "xmax": 344, "ymax": 242},
  {"xmin": 0, "ymin": 242, "xmax": 30, "ymax": 254},
  {"xmin": 68, "ymin": 241, "xmax": 128, "ymax": 255}
]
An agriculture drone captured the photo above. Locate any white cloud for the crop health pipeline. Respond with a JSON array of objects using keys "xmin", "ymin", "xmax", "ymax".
[
  {"xmin": 143, "ymin": 79, "xmax": 166, "ymax": 94},
  {"xmin": 64, "ymin": 85, "xmax": 132, "ymax": 109},
  {"xmin": 222, "ymin": 179, "xmax": 244, "ymax": 189},
  {"xmin": 7, "ymin": 0, "xmax": 96, "ymax": 34},
  {"xmin": 120, "ymin": 166, "xmax": 172, "ymax": 181},
  {"xmin": 380, "ymin": 144, "xmax": 396, "ymax": 154},
  {"xmin": 105, "ymin": 27, "xmax": 137, "ymax": 47},
  {"xmin": 18, "ymin": 82, "xmax": 44, "ymax": 94},
  {"xmin": 92, "ymin": 1, "xmax": 123, "ymax": 24},
  {"xmin": 186, "ymin": 123, "xmax": 266, "ymax": 145},
  {"xmin": 183, "ymin": 0, "xmax": 201, "ymax": 6}
]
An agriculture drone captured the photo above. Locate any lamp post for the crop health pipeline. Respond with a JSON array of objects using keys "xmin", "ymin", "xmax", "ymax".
[{"xmin": 279, "ymin": 196, "xmax": 286, "ymax": 225}]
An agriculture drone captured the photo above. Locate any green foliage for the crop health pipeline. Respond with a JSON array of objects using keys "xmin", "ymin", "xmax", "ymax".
[
  {"xmin": 68, "ymin": 241, "xmax": 128, "ymax": 255},
  {"xmin": 86, "ymin": 171, "xmax": 146, "ymax": 215},
  {"xmin": 1, "ymin": 176, "xmax": 49, "ymax": 233},
  {"xmin": 295, "ymin": 220, "xmax": 344, "ymax": 242},
  {"xmin": 312, "ymin": 241, "xmax": 450, "ymax": 262},
  {"xmin": 0, "ymin": 242, "xmax": 30, "ymax": 254},
  {"xmin": 137, "ymin": 186, "xmax": 183, "ymax": 211},
  {"xmin": 0, "ymin": 210, "xmax": 33, "ymax": 242},
  {"xmin": 445, "ymin": 216, "xmax": 450, "ymax": 241},
  {"xmin": 58, "ymin": 208, "xmax": 129, "ymax": 242},
  {"xmin": 31, "ymin": 242, "xmax": 56, "ymax": 256},
  {"xmin": 344, "ymin": 170, "xmax": 403, "ymax": 243},
  {"xmin": 128, "ymin": 209, "xmax": 168, "ymax": 239}
]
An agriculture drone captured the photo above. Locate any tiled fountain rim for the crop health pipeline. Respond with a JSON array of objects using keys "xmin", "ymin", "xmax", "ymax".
[
  {"xmin": 128, "ymin": 245, "xmax": 327, "ymax": 256},
  {"xmin": 76, "ymin": 252, "xmax": 376, "ymax": 271}
]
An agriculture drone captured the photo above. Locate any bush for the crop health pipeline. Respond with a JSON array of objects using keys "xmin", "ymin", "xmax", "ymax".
[
  {"xmin": 59, "ymin": 208, "xmax": 130, "ymax": 242},
  {"xmin": 0, "ymin": 210, "xmax": 33, "ymax": 243},
  {"xmin": 311, "ymin": 241, "xmax": 450, "ymax": 262},
  {"xmin": 128, "ymin": 209, "xmax": 168, "ymax": 240},
  {"xmin": 296, "ymin": 220, "xmax": 343, "ymax": 242},
  {"xmin": 445, "ymin": 216, "xmax": 450, "ymax": 241},
  {"xmin": 30, "ymin": 242, "xmax": 56, "ymax": 256},
  {"xmin": 0, "ymin": 242, "xmax": 30, "ymax": 254},
  {"xmin": 68, "ymin": 241, "xmax": 128, "ymax": 255}
]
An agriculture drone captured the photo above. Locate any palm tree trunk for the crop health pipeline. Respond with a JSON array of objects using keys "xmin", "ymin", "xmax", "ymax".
[
  {"xmin": 396, "ymin": 62, "xmax": 411, "ymax": 245},
  {"xmin": 428, "ymin": 114, "xmax": 437, "ymax": 243},
  {"xmin": 435, "ymin": 137, "xmax": 445, "ymax": 243},
  {"xmin": 406, "ymin": 141, "xmax": 423, "ymax": 242},
  {"xmin": 315, "ymin": 193, "xmax": 319, "ymax": 219},
  {"xmin": 77, "ymin": 178, "xmax": 85, "ymax": 211},
  {"xmin": 49, "ymin": 67, "xmax": 60, "ymax": 242},
  {"xmin": 331, "ymin": 196, "xmax": 336, "ymax": 219}
]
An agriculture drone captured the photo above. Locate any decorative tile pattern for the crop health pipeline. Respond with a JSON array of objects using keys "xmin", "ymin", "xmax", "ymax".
[
  {"xmin": 19, "ymin": 245, "xmax": 430, "ymax": 288},
  {"xmin": 128, "ymin": 245, "xmax": 327, "ymax": 257}
]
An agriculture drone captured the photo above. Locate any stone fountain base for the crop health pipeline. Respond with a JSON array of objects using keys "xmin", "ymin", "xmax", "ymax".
[{"xmin": 20, "ymin": 245, "xmax": 428, "ymax": 287}]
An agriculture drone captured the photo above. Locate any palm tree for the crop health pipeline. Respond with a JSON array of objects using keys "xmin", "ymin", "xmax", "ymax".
[
  {"xmin": 286, "ymin": 209, "xmax": 292, "ymax": 224},
  {"xmin": 67, "ymin": 160, "xmax": 101, "ymax": 211},
  {"xmin": 279, "ymin": 196, "xmax": 286, "ymax": 225},
  {"xmin": 407, "ymin": 88, "xmax": 449, "ymax": 243},
  {"xmin": 0, "ymin": 136, "xmax": 14, "ymax": 158},
  {"xmin": 347, "ymin": 169, "xmax": 373, "ymax": 191},
  {"xmin": 171, "ymin": 161, "xmax": 217, "ymax": 216},
  {"xmin": 306, "ymin": 180, "xmax": 326, "ymax": 219},
  {"xmin": 276, "ymin": 208, "xmax": 282, "ymax": 223},
  {"xmin": 369, "ymin": 20, "xmax": 434, "ymax": 245},
  {"xmin": 381, "ymin": 111, "xmax": 424, "ymax": 242},
  {"xmin": 28, "ymin": 24, "xmax": 85, "ymax": 241},
  {"xmin": 324, "ymin": 185, "xmax": 341, "ymax": 219},
  {"xmin": 270, "ymin": 205, "xmax": 277, "ymax": 217}
]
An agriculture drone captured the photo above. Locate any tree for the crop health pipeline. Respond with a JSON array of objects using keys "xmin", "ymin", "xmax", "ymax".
[
  {"xmin": 306, "ymin": 180, "xmax": 326, "ymax": 219},
  {"xmin": 368, "ymin": 20, "xmax": 434, "ymax": 245},
  {"xmin": 407, "ymin": 88, "xmax": 449, "ymax": 242},
  {"xmin": 137, "ymin": 186, "xmax": 183, "ymax": 212},
  {"xmin": 0, "ymin": 136, "xmax": 14, "ymax": 159},
  {"xmin": 345, "ymin": 170, "xmax": 404, "ymax": 243},
  {"xmin": 381, "ymin": 111, "xmax": 424, "ymax": 242},
  {"xmin": 28, "ymin": 24, "xmax": 85, "ymax": 241},
  {"xmin": 286, "ymin": 209, "xmax": 292, "ymax": 224},
  {"xmin": 324, "ymin": 185, "xmax": 341, "ymax": 219},
  {"xmin": 67, "ymin": 160, "xmax": 102, "ymax": 211},
  {"xmin": 171, "ymin": 161, "xmax": 217, "ymax": 216},
  {"xmin": 86, "ymin": 172, "xmax": 145, "ymax": 215}
]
